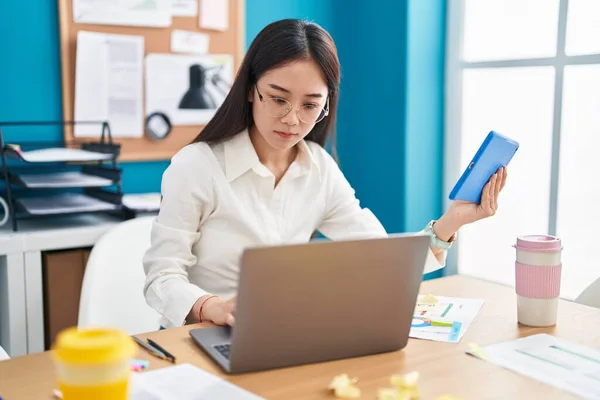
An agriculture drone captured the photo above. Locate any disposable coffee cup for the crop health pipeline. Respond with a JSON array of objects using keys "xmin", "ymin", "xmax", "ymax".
[
  {"xmin": 513, "ymin": 235, "xmax": 562, "ymax": 327},
  {"xmin": 53, "ymin": 327, "xmax": 136, "ymax": 400}
]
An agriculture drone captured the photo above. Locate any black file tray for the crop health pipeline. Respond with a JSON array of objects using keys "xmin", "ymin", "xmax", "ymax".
[{"xmin": 0, "ymin": 121, "xmax": 133, "ymax": 231}]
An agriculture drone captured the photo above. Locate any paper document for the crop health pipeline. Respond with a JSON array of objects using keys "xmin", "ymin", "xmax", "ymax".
[
  {"xmin": 199, "ymin": 0, "xmax": 228, "ymax": 31},
  {"xmin": 73, "ymin": 0, "xmax": 171, "ymax": 27},
  {"xmin": 130, "ymin": 363, "xmax": 264, "ymax": 399},
  {"xmin": 75, "ymin": 31, "xmax": 144, "ymax": 138},
  {"xmin": 16, "ymin": 193, "xmax": 118, "ymax": 216},
  {"xmin": 145, "ymin": 53, "xmax": 233, "ymax": 126},
  {"xmin": 172, "ymin": 0, "xmax": 197, "ymax": 16},
  {"xmin": 171, "ymin": 29, "xmax": 210, "ymax": 54},
  {"xmin": 8, "ymin": 148, "xmax": 113, "ymax": 163},
  {"xmin": 409, "ymin": 295, "xmax": 484, "ymax": 343},
  {"xmin": 467, "ymin": 334, "xmax": 600, "ymax": 399},
  {"xmin": 123, "ymin": 193, "xmax": 161, "ymax": 211},
  {"xmin": 18, "ymin": 172, "xmax": 113, "ymax": 188}
]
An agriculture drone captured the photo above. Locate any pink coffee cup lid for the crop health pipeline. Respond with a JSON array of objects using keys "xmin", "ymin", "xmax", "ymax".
[{"xmin": 514, "ymin": 235, "xmax": 562, "ymax": 252}]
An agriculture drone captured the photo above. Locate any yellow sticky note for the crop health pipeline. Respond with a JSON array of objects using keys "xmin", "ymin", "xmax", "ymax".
[
  {"xmin": 468, "ymin": 342, "xmax": 491, "ymax": 361},
  {"xmin": 399, "ymin": 387, "xmax": 420, "ymax": 399},
  {"xmin": 334, "ymin": 385, "xmax": 361, "ymax": 399},
  {"xmin": 386, "ymin": 371, "xmax": 421, "ymax": 399},
  {"xmin": 329, "ymin": 373, "xmax": 357, "ymax": 390},
  {"xmin": 377, "ymin": 388, "xmax": 415, "ymax": 400},
  {"xmin": 376, "ymin": 388, "xmax": 399, "ymax": 400},
  {"xmin": 420, "ymin": 294, "xmax": 438, "ymax": 304},
  {"xmin": 329, "ymin": 373, "xmax": 361, "ymax": 399},
  {"xmin": 390, "ymin": 370, "xmax": 419, "ymax": 388}
]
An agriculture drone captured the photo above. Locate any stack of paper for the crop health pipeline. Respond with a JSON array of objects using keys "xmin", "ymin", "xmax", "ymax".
[
  {"xmin": 122, "ymin": 193, "xmax": 161, "ymax": 211},
  {"xmin": 130, "ymin": 363, "xmax": 264, "ymax": 399},
  {"xmin": 409, "ymin": 295, "xmax": 484, "ymax": 343},
  {"xmin": 7, "ymin": 147, "xmax": 113, "ymax": 163},
  {"xmin": 467, "ymin": 334, "xmax": 600, "ymax": 399},
  {"xmin": 17, "ymin": 172, "xmax": 113, "ymax": 188},
  {"xmin": 16, "ymin": 193, "xmax": 118, "ymax": 216}
]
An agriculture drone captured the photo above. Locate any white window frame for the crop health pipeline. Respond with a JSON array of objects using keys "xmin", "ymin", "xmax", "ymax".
[{"xmin": 443, "ymin": 0, "xmax": 600, "ymax": 274}]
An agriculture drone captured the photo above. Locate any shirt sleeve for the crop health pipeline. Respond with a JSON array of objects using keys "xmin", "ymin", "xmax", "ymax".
[
  {"xmin": 316, "ymin": 151, "xmax": 445, "ymax": 275},
  {"xmin": 417, "ymin": 228, "xmax": 447, "ymax": 274},
  {"xmin": 142, "ymin": 145, "xmax": 214, "ymax": 327}
]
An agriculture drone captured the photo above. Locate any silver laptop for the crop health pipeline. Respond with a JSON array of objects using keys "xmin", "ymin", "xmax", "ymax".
[{"xmin": 189, "ymin": 233, "xmax": 431, "ymax": 374}]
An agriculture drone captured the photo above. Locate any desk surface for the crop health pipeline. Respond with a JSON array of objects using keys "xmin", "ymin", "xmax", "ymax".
[
  {"xmin": 1, "ymin": 275, "xmax": 598, "ymax": 399},
  {"xmin": 0, "ymin": 213, "xmax": 155, "ymax": 254}
]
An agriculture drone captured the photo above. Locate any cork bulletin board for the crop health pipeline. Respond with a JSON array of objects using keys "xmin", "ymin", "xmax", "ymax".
[{"xmin": 57, "ymin": 0, "xmax": 245, "ymax": 161}]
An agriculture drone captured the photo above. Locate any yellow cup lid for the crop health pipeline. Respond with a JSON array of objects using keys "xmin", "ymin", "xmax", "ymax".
[{"xmin": 53, "ymin": 327, "xmax": 135, "ymax": 365}]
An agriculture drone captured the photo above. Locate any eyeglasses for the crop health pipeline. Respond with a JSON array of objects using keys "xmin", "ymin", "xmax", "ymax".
[{"xmin": 255, "ymin": 85, "xmax": 329, "ymax": 124}]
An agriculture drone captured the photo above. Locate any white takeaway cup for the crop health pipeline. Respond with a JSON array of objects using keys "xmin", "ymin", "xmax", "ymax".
[{"xmin": 513, "ymin": 235, "xmax": 563, "ymax": 327}]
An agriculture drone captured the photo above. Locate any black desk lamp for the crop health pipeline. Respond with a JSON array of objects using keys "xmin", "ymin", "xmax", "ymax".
[
  {"xmin": 178, "ymin": 64, "xmax": 218, "ymax": 109},
  {"xmin": 210, "ymin": 65, "xmax": 231, "ymax": 97}
]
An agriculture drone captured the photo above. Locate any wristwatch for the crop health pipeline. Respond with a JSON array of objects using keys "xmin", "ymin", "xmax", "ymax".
[{"xmin": 424, "ymin": 220, "xmax": 457, "ymax": 250}]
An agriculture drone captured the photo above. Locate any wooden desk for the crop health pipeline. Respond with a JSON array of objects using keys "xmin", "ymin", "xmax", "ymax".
[{"xmin": 1, "ymin": 275, "xmax": 598, "ymax": 399}]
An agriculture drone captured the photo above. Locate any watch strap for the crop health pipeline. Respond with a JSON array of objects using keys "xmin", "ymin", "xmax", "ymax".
[{"xmin": 424, "ymin": 220, "xmax": 456, "ymax": 250}]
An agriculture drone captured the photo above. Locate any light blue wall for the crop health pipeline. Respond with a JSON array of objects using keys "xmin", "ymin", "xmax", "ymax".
[
  {"xmin": 404, "ymin": 0, "xmax": 447, "ymax": 233},
  {"xmin": 333, "ymin": 1, "xmax": 408, "ymax": 235},
  {"xmin": 0, "ymin": 1, "xmax": 446, "ymax": 258},
  {"xmin": 403, "ymin": 0, "xmax": 447, "ymax": 278},
  {"xmin": 329, "ymin": 0, "xmax": 446, "ymax": 278},
  {"xmin": 0, "ymin": 1, "xmax": 63, "ymax": 143},
  {"xmin": 245, "ymin": 1, "xmax": 334, "ymax": 42}
]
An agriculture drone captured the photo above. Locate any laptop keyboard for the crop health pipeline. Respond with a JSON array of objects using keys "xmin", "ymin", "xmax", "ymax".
[{"xmin": 213, "ymin": 344, "xmax": 231, "ymax": 359}]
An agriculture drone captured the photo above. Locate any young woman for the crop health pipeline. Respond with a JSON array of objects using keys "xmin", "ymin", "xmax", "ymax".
[{"xmin": 143, "ymin": 19, "xmax": 507, "ymax": 329}]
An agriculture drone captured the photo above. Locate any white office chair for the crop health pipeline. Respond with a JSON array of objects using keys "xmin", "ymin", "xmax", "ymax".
[
  {"xmin": 0, "ymin": 345, "xmax": 9, "ymax": 361},
  {"xmin": 575, "ymin": 277, "xmax": 600, "ymax": 309},
  {"xmin": 78, "ymin": 216, "xmax": 162, "ymax": 335}
]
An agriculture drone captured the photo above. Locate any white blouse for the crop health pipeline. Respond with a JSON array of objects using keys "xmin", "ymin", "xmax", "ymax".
[{"xmin": 142, "ymin": 129, "xmax": 446, "ymax": 328}]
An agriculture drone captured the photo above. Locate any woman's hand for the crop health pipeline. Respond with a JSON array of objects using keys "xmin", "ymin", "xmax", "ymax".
[
  {"xmin": 191, "ymin": 295, "xmax": 236, "ymax": 326},
  {"xmin": 450, "ymin": 166, "xmax": 507, "ymax": 225},
  {"xmin": 433, "ymin": 167, "xmax": 508, "ymax": 241}
]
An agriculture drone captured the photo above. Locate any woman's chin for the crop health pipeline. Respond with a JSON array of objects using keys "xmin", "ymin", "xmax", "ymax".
[{"xmin": 268, "ymin": 133, "xmax": 300, "ymax": 150}]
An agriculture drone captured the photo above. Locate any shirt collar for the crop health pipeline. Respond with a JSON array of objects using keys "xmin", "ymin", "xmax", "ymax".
[
  {"xmin": 292, "ymin": 139, "xmax": 321, "ymax": 178},
  {"xmin": 223, "ymin": 129, "xmax": 262, "ymax": 182},
  {"xmin": 223, "ymin": 129, "xmax": 321, "ymax": 182}
]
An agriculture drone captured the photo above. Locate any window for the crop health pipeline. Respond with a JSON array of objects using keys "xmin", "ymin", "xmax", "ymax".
[{"xmin": 445, "ymin": 0, "xmax": 600, "ymax": 299}]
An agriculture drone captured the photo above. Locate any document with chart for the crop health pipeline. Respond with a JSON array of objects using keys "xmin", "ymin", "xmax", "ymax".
[
  {"xmin": 467, "ymin": 334, "xmax": 600, "ymax": 399},
  {"xmin": 409, "ymin": 295, "xmax": 484, "ymax": 343}
]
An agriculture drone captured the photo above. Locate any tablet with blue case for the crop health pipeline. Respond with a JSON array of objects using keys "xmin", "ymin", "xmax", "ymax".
[{"xmin": 449, "ymin": 131, "xmax": 519, "ymax": 204}]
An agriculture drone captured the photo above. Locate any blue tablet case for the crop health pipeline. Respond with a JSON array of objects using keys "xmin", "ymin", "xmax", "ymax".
[{"xmin": 449, "ymin": 131, "xmax": 519, "ymax": 204}]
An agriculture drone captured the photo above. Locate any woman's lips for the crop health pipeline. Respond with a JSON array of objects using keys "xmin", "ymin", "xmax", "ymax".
[{"xmin": 275, "ymin": 131, "xmax": 297, "ymax": 139}]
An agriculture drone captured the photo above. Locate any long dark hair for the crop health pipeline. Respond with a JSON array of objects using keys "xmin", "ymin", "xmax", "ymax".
[{"xmin": 192, "ymin": 19, "xmax": 340, "ymax": 156}]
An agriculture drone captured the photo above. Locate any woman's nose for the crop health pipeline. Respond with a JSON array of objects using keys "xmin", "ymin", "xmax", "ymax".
[{"xmin": 280, "ymin": 107, "xmax": 301, "ymax": 126}]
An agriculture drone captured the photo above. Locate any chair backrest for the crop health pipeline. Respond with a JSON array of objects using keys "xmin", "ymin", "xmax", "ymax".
[
  {"xmin": 78, "ymin": 216, "xmax": 161, "ymax": 335},
  {"xmin": 575, "ymin": 277, "xmax": 600, "ymax": 309},
  {"xmin": 0, "ymin": 345, "xmax": 9, "ymax": 361}
]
